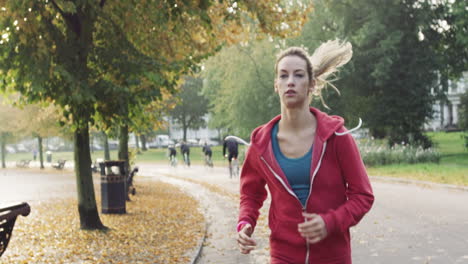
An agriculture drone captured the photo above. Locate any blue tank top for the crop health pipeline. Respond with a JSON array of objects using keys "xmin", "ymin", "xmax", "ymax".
[{"xmin": 271, "ymin": 122, "xmax": 313, "ymax": 207}]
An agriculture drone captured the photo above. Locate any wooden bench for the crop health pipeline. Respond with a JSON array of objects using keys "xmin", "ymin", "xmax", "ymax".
[
  {"xmin": 52, "ymin": 159, "xmax": 66, "ymax": 170},
  {"xmin": 0, "ymin": 202, "xmax": 31, "ymax": 257},
  {"xmin": 15, "ymin": 160, "xmax": 31, "ymax": 168}
]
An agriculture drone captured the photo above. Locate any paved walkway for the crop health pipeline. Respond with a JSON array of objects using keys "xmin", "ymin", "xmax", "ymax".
[
  {"xmin": 2, "ymin": 161, "xmax": 468, "ymax": 263},
  {"xmin": 138, "ymin": 163, "xmax": 468, "ymax": 264}
]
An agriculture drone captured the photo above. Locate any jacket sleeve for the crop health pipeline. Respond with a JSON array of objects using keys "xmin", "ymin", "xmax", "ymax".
[
  {"xmin": 238, "ymin": 147, "xmax": 268, "ymax": 231},
  {"xmin": 321, "ymin": 133, "xmax": 374, "ymax": 235}
]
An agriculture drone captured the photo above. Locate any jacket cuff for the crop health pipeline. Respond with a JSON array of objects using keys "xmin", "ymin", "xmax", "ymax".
[
  {"xmin": 321, "ymin": 212, "xmax": 337, "ymax": 235},
  {"xmin": 236, "ymin": 220, "xmax": 250, "ymax": 232}
]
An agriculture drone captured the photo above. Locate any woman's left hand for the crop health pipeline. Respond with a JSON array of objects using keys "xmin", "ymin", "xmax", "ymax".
[{"xmin": 298, "ymin": 213, "xmax": 328, "ymax": 244}]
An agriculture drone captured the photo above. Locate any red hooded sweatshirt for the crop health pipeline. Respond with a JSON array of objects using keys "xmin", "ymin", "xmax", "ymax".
[{"xmin": 238, "ymin": 107, "xmax": 374, "ymax": 264}]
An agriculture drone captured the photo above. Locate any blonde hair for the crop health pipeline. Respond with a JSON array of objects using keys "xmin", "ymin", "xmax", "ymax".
[{"xmin": 275, "ymin": 40, "xmax": 353, "ymax": 107}]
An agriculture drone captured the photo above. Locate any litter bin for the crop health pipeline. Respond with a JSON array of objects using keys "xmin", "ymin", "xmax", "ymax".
[
  {"xmin": 46, "ymin": 151, "xmax": 52, "ymax": 163},
  {"xmin": 100, "ymin": 160, "xmax": 126, "ymax": 214}
]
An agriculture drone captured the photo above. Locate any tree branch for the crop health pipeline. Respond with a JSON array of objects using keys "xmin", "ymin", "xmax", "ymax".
[
  {"xmin": 49, "ymin": 0, "xmax": 66, "ymax": 19},
  {"xmin": 49, "ymin": 0, "xmax": 81, "ymax": 36}
]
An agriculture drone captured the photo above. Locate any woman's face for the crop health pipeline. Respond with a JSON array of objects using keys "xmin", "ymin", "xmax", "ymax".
[{"xmin": 275, "ymin": 55, "xmax": 314, "ymax": 109}]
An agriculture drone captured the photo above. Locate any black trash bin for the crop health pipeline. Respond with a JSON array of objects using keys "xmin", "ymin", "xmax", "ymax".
[
  {"xmin": 46, "ymin": 151, "xmax": 52, "ymax": 163},
  {"xmin": 100, "ymin": 161, "xmax": 126, "ymax": 214}
]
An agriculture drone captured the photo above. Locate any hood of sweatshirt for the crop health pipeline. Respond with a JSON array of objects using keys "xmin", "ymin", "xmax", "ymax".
[
  {"xmin": 249, "ymin": 107, "xmax": 345, "ymax": 154},
  {"xmin": 246, "ymin": 107, "xmax": 347, "ymax": 203}
]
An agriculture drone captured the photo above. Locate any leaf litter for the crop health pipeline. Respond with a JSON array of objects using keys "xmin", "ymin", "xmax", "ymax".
[{"xmin": 2, "ymin": 180, "xmax": 204, "ymax": 263}]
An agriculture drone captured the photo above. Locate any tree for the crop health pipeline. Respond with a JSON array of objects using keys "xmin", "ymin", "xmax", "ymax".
[
  {"xmin": 19, "ymin": 103, "xmax": 65, "ymax": 169},
  {"xmin": 418, "ymin": 0, "xmax": 468, "ymax": 129},
  {"xmin": 0, "ymin": 0, "xmax": 310, "ymax": 229},
  {"xmin": 203, "ymin": 40, "xmax": 280, "ymax": 139},
  {"xmin": 0, "ymin": 99, "xmax": 22, "ymax": 168},
  {"xmin": 170, "ymin": 76, "xmax": 208, "ymax": 141},
  {"xmin": 459, "ymin": 90, "xmax": 468, "ymax": 131},
  {"xmin": 290, "ymin": 0, "xmax": 454, "ymax": 147}
]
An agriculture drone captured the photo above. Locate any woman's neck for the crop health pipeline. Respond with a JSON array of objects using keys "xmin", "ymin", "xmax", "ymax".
[{"xmin": 279, "ymin": 105, "xmax": 316, "ymax": 132}]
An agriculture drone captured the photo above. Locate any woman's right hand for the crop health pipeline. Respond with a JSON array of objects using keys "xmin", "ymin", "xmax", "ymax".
[{"xmin": 237, "ymin": 224, "xmax": 257, "ymax": 254}]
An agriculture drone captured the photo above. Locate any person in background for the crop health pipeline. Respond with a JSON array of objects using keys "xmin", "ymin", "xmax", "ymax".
[
  {"xmin": 202, "ymin": 142, "xmax": 213, "ymax": 167},
  {"xmin": 180, "ymin": 141, "xmax": 190, "ymax": 167},
  {"xmin": 236, "ymin": 40, "xmax": 374, "ymax": 264},
  {"xmin": 223, "ymin": 137, "xmax": 239, "ymax": 169},
  {"xmin": 167, "ymin": 144, "xmax": 177, "ymax": 166}
]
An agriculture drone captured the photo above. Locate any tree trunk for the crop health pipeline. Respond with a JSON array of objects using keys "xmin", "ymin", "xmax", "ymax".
[
  {"xmin": 134, "ymin": 133, "xmax": 141, "ymax": 154},
  {"xmin": 1, "ymin": 132, "xmax": 6, "ymax": 169},
  {"xmin": 74, "ymin": 125, "xmax": 106, "ymax": 230},
  {"xmin": 90, "ymin": 133, "xmax": 94, "ymax": 153},
  {"xmin": 103, "ymin": 131, "xmax": 110, "ymax": 161},
  {"xmin": 38, "ymin": 136, "xmax": 44, "ymax": 169},
  {"xmin": 140, "ymin": 134, "xmax": 147, "ymax": 151},
  {"xmin": 182, "ymin": 118, "xmax": 188, "ymax": 141},
  {"xmin": 439, "ymin": 101, "xmax": 445, "ymax": 129},
  {"xmin": 118, "ymin": 125, "xmax": 129, "ymax": 175},
  {"xmin": 440, "ymin": 71, "xmax": 449, "ymax": 129},
  {"xmin": 217, "ymin": 128, "xmax": 222, "ymax": 143}
]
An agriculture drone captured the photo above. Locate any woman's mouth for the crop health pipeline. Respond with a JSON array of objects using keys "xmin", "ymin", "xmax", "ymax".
[{"xmin": 285, "ymin": 89, "xmax": 296, "ymax": 96}]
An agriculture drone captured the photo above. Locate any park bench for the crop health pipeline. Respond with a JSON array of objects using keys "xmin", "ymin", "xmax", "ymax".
[
  {"xmin": 52, "ymin": 159, "xmax": 66, "ymax": 170},
  {"xmin": 126, "ymin": 166, "xmax": 139, "ymax": 201},
  {"xmin": 15, "ymin": 160, "xmax": 31, "ymax": 168},
  {"xmin": 0, "ymin": 202, "xmax": 31, "ymax": 257}
]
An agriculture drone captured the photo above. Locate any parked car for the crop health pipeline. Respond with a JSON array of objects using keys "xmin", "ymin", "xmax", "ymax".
[
  {"xmin": 15, "ymin": 144, "xmax": 28, "ymax": 153},
  {"xmin": 5, "ymin": 145, "xmax": 16, "ymax": 154},
  {"xmin": 186, "ymin": 139, "xmax": 199, "ymax": 147},
  {"xmin": 148, "ymin": 135, "xmax": 173, "ymax": 148}
]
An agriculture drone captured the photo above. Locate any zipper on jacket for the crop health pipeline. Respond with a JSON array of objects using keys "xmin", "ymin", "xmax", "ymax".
[
  {"xmin": 260, "ymin": 157, "xmax": 309, "ymax": 263},
  {"xmin": 303, "ymin": 141, "xmax": 327, "ymax": 264},
  {"xmin": 303, "ymin": 207, "xmax": 310, "ymax": 264},
  {"xmin": 303, "ymin": 141, "xmax": 328, "ymax": 212},
  {"xmin": 261, "ymin": 141, "xmax": 328, "ymax": 264}
]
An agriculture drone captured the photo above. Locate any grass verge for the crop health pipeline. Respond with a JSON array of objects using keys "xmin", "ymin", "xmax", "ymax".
[{"xmin": 368, "ymin": 131, "xmax": 468, "ymax": 186}]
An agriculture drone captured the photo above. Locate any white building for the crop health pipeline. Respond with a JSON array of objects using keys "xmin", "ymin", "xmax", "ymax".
[{"xmin": 425, "ymin": 72, "xmax": 467, "ymax": 131}]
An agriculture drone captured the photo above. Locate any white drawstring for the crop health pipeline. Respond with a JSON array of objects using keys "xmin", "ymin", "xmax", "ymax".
[
  {"xmin": 334, "ymin": 118, "xmax": 362, "ymax": 136},
  {"xmin": 224, "ymin": 135, "xmax": 251, "ymax": 146}
]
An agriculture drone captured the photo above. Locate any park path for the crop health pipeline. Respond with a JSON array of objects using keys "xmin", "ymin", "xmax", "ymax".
[
  {"xmin": 2, "ymin": 161, "xmax": 468, "ymax": 263},
  {"xmin": 138, "ymin": 163, "xmax": 468, "ymax": 264},
  {"xmin": 140, "ymin": 163, "xmax": 269, "ymax": 264}
]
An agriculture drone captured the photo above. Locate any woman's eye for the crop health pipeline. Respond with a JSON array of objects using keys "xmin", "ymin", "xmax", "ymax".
[
  {"xmin": 296, "ymin": 74, "xmax": 304, "ymax": 78},
  {"xmin": 280, "ymin": 74, "xmax": 288, "ymax": 79}
]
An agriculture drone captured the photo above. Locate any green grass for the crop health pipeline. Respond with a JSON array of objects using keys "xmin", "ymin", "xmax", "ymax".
[
  {"xmin": 368, "ymin": 163, "xmax": 468, "ymax": 186},
  {"xmin": 2, "ymin": 145, "xmax": 246, "ymax": 168},
  {"xmin": 131, "ymin": 145, "xmax": 240, "ymax": 166},
  {"xmin": 426, "ymin": 131, "xmax": 467, "ymax": 156},
  {"xmin": 369, "ymin": 131, "xmax": 468, "ymax": 186},
  {"xmin": 3, "ymin": 132, "xmax": 467, "ymax": 186}
]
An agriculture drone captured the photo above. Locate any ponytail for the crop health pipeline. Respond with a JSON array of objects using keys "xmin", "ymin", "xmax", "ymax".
[{"xmin": 310, "ymin": 39, "xmax": 353, "ymax": 107}]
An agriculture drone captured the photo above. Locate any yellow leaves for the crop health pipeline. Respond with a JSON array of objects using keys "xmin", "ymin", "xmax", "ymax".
[{"xmin": 1, "ymin": 180, "xmax": 205, "ymax": 263}]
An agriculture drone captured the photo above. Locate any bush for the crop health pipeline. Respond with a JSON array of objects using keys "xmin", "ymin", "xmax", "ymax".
[{"xmin": 358, "ymin": 139, "xmax": 440, "ymax": 167}]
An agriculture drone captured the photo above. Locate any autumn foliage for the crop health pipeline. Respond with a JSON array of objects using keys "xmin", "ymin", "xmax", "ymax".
[{"xmin": 1, "ymin": 180, "xmax": 204, "ymax": 263}]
